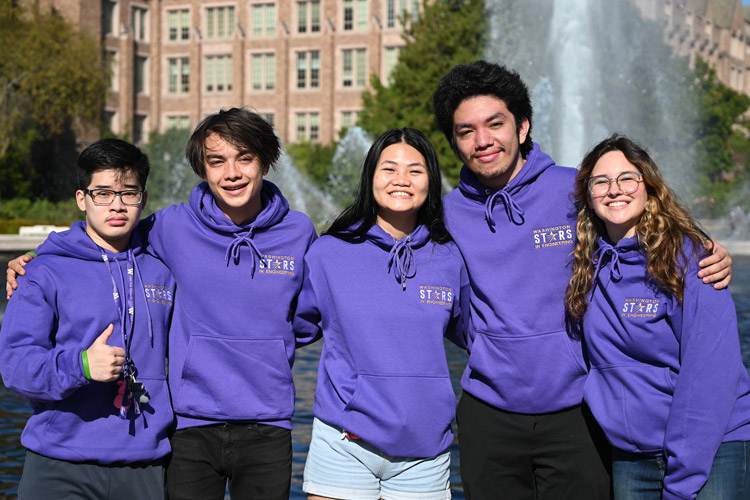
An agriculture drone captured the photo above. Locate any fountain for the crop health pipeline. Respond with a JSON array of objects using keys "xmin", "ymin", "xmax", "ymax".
[{"xmin": 485, "ymin": 0, "xmax": 702, "ymax": 198}]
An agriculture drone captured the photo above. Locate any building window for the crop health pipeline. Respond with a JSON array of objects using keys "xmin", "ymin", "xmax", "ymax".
[
  {"xmin": 342, "ymin": 48, "xmax": 366, "ymax": 87},
  {"xmin": 205, "ymin": 55, "xmax": 232, "ymax": 93},
  {"xmin": 132, "ymin": 6, "xmax": 148, "ymax": 42},
  {"xmin": 251, "ymin": 53, "xmax": 276, "ymax": 91},
  {"xmin": 134, "ymin": 56, "xmax": 148, "ymax": 95},
  {"xmin": 106, "ymin": 50, "xmax": 118, "ymax": 91},
  {"xmin": 133, "ymin": 115, "xmax": 148, "ymax": 144},
  {"xmin": 166, "ymin": 115, "xmax": 190, "ymax": 129},
  {"xmin": 341, "ymin": 110, "xmax": 359, "ymax": 128},
  {"xmin": 296, "ymin": 50, "xmax": 320, "ymax": 89},
  {"xmin": 261, "ymin": 113, "xmax": 275, "ymax": 127},
  {"xmin": 297, "ymin": 1, "xmax": 320, "ymax": 33},
  {"xmin": 102, "ymin": 0, "xmax": 117, "ymax": 37},
  {"xmin": 296, "ymin": 112, "xmax": 320, "ymax": 141},
  {"xmin": 104, "ymin": 110, "xmax": 117, "ymax": 134},
  {"xmin": 384, "ymin": 46, "xmax": 399, "ymax": 84},
  {"xmin": 167, "ymin": 57, "xmax": 190, "ymax": 94},
  {"xmin": 206, "ymin": 6, "xmax": 235, "ymax": 39},
  {"xmin": 386, "ymin": 0, "xmax": 418, "ymax": 28},
  {"xmin": 251, "ymin": 3, "xmax": 276, "ymax": 37},
  {"xmin": 343, "ymin": 0, "xmax": 367, "ymax": 31},
  {"xmin": 168, "ymin": 9, "xmax": 190, "ymax": 41}
]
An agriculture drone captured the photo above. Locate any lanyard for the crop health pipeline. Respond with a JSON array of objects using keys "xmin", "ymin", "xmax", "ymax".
[{"xmin": 100, "ymin": 248, "xmax": 140, "ymax": 417}]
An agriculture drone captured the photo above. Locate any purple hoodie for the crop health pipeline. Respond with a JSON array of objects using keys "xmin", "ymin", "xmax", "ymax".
[
  {"xmin": 0, "ymin": 222, "xmax": 175, "ymax": 464},
  {"xmin": 583, "ymin": 236, "xmax": 750, "ymax": 500},
  {"xmin": 293, "ymin": 224, "xmax": 470, "ymax": 457},
  {"xmin": 443, "ymin": 143, "xmax": 586, "ymax": 413},
  {"xmin": 140, "ymin": 181, "xmax": 317, "ymax": 430}
]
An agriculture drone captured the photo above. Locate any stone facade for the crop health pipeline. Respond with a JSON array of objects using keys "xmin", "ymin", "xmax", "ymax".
[{"xmin": 629, "ymin": 0, "xmax": 750, "ymax": 97}]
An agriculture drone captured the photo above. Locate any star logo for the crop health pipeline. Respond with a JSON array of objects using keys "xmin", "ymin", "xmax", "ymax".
[
  {"xmin": 636, "ymin": 303, "xmax": 645, "ymax": 312},
  {"xmin": 549, "ymin": 232, "xmax": 558, "ymax": 241}
]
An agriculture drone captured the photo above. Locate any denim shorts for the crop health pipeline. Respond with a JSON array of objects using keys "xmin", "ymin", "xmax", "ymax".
[{"xmin": 303, "ymin": 418, "xmax": 451, "ymax": 500}]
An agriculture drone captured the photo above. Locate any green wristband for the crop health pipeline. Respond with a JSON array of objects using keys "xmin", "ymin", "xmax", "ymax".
[
  {"xmin": 81, "ymin": 350, "xmax": 92, "ymax": 380},
  {"xmin": 25, "ymin": 251, "xmax": 37, "ymax": 257}
]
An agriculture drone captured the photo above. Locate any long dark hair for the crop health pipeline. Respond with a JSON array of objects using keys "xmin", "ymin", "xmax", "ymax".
[{"xmin": 325, "ymin": 127, "xmax": 452, "ymax": 243}]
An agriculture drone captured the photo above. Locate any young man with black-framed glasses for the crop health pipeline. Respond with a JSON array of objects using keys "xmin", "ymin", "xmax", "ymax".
[{"xmin": 0, "ymin": 138, "xmax": 175, "ymax": 499}]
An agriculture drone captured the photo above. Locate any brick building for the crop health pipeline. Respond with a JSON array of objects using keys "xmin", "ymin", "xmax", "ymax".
[
  {"xmin": 34, "ymin": 0, "xmax": 416, "ymax": 144},
  {"xmin": 629, "ymin": 0, "xmax": 750, "ymax": 97},
  {"xmin": 37, "ymin": 0, "xmax": 750, "ymax": 147}
]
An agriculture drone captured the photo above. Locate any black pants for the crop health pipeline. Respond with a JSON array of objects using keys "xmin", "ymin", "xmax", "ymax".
[
  {"xmin": 166, "ymin": 423, "xmax": 292, "ymax": 500},
  {"xmin": 457, "ymin": 391, "xmax": 612, "ymax": 500},
  {"xmin": 19, "ymin": 450, "xmax": 166, "ymax": 500}
]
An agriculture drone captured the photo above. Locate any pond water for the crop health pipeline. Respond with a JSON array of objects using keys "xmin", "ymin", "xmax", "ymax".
[{"xmin": 0, "ymin": 254, "xmax": 749, "ymax": 499}]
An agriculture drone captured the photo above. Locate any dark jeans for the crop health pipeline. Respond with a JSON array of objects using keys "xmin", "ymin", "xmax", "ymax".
[
  {"xmin": 166, "ymin": 423, "xmax": 292, "ymax": 500},
  {"xmin": 457, "ymin": 391, "xmax": 612, "ymax": 500},
  {"xmin": 612, "ymin": 441, "xmax": 750, "ymax": 500},
  {"xmin": 18, "ymin": 450, "xmax": 166, "ymax": 500}
]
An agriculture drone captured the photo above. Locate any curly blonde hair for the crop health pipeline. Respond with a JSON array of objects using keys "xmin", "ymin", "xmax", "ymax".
[{"xmin": 565, "ymin": 135, "xmax": 709, "ymax": 321}]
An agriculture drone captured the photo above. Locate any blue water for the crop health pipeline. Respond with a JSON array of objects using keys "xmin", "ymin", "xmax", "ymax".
[{"xmin": 0, "ymin": 257, "xmax": 749, "ymax": 499}]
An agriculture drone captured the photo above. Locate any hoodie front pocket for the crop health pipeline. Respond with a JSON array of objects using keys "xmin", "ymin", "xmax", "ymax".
[
  {"xmin": 342, "ymin": 373, "xmax": 455, "ymax": 457},
  {"xmin": 465, "ymin": 329, "xmax": 588, "ymax": 411},
  {"xmin": 178, "ymin": 335, "xmax": 294, "ymax": 420}
]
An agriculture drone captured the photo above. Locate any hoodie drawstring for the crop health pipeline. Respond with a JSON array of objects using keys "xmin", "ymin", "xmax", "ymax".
[
  {"xmin": 387, "ymin": 235, "xmax": 416, "ymax": 291},
  {"xmin": 591, "ymin": 242, "xmax": 623, "ymax": 299},
  {"xmin": 485, "ymin": 189, "xmax": 525, "ymax": 229},
  {"xmin": 225, "ymin": 227, "xmax": 265, "ymax": 277}
]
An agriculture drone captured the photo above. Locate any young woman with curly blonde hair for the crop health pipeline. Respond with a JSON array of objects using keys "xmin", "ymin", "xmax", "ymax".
[{"xmin": 565, "ymin": 134, "xmax": 750, "ymax": 500}]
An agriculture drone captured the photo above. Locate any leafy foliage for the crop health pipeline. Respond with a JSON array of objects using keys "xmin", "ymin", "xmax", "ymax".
[
  {"xmin": 286, "ymin": 142, "xmax": 338, "ymax": 187},
  {"xmin": 691, "ymin": 59, "xmax": 750, "ymax": 217},
  {"xmin": 0, "ymin": 198, "xmax": 83, "ymax": 234},
  {"xmin": 358, "ymin": 0, "xmax": 487, "ymax": 185},
  {"xmin": 0, "ymin": 0, "xmax": 108, "ymax": 201},
  {"xmin": 143, "ymin": 128, "xmax": 198, "ymax": 210}
]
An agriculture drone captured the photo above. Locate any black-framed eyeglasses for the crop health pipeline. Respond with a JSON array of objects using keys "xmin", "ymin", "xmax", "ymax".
[
  {"xmin": 85, "ymin": 189, "xmax": 144, "ymax": 206},
  {"xmin": 586, "ymin": 171, "xmax": 643, "ymax": 197}
]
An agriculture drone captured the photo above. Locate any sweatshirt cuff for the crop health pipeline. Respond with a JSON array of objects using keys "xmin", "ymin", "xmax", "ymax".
[
  {"xmin": 662, "ymin": 486, "xmax": 690, "ymax": 500},
  {"xmin": 76, "ymin": 348, "xmax": 91, "ymax": 384}
]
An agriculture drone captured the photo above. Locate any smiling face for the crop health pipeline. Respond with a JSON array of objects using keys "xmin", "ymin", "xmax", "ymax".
[
  {"xmin": 202, "ymin": 132, "xmax": 270, "ymax": 225},
  {"xmin": 76, "ymin": 169, "xmax": 147, "ymax": 253},
  {"xmin": 453, "ymin": 95, "xmax": 530, "ymax": 190},
  {"xmin": 373, "ymin": 143, "xmax": 429, "ymax": 238},
  {"xmin": 588, "ymin": 150, "xmax": 648, "ymax": 243}
]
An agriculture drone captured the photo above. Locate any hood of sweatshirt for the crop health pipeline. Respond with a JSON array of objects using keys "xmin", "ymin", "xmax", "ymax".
[
  {"xmin": 41, "ymin": 220, "xmax": 146, "ymax": 261},
  {"xmin": 188, "ymin": 180, "xmax": 290, "ymax": 275},
  {"xmin": 457, "ymin": 142, "xmax": 556, "ymax": 229}
]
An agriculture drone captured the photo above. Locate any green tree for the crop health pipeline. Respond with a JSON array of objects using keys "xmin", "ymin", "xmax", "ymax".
[
  {"xmin": 358, "ymin": 0, "xmax": 487, "ymax": 185},
  {"xmin": 286, "ymin": 142, "xmax": 338, "ymax": 187},
  {"xmin": 692, "ymin": 58, "xmax": 750, "ymax": 216},
  {"xmin": 0, "ymin": 0, "xmax": 108, "ymax": 200},
  {"xmin": 144, "ymin": 127, "xmax": 198, "ymax": 210}
]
